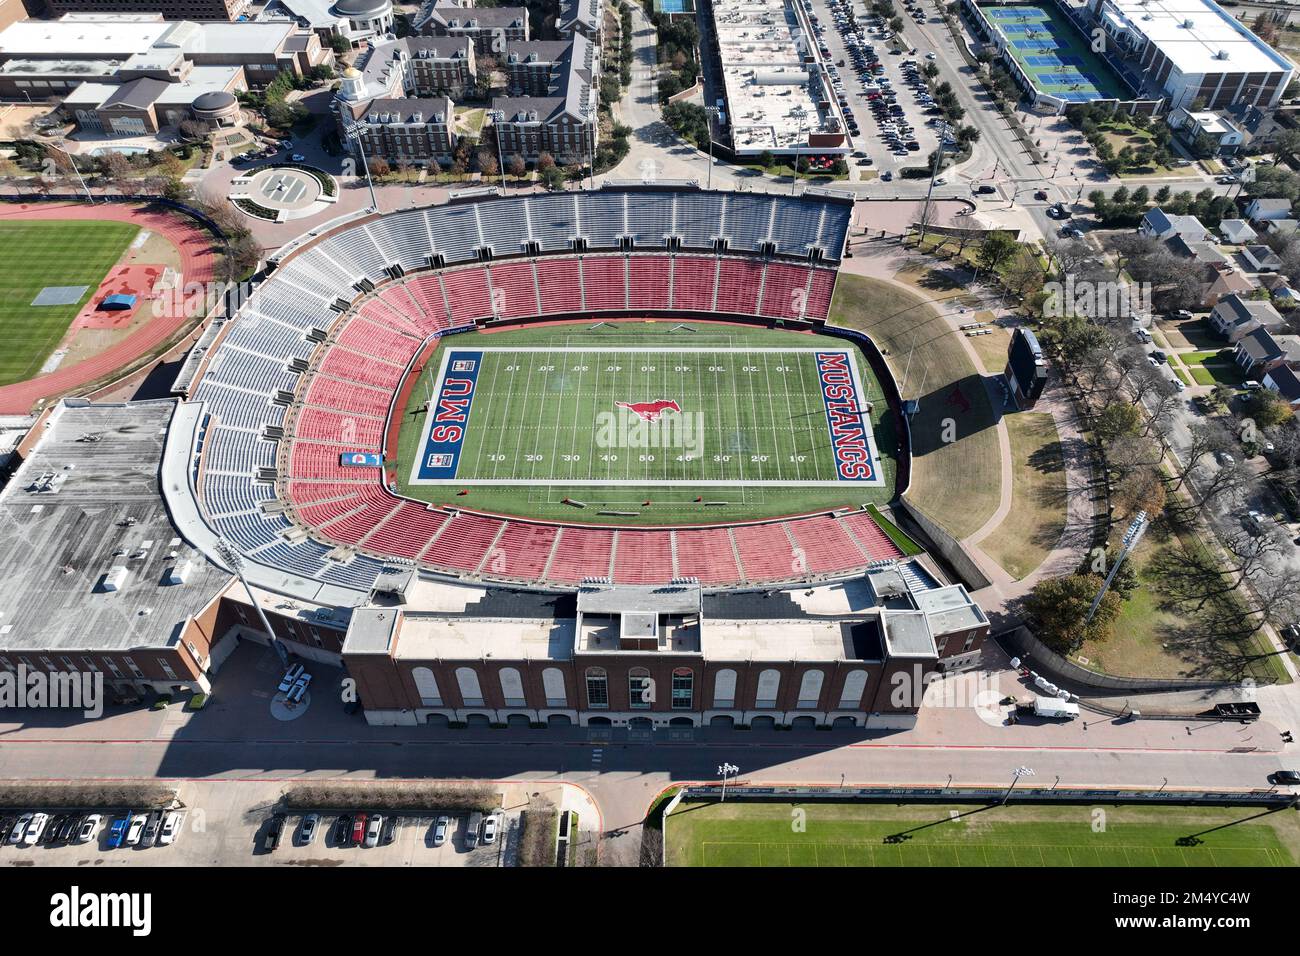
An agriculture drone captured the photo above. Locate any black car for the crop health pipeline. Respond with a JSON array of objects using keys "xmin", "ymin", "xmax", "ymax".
[
  {"xmin": 40, "ymin": 815, "xmax": 66, "ymax": 845},
  {"xmin": 381, "ymin": 816, "xmax": 398, "ymax": 845},
  {"xmin": 54, "ymin": 815, "xmax": 78, "ymax": 843},
  {"xmin": 264, "ymin": 813, "xmax": 285, "ymax": 852},
  {"xmin": 1270, "ymin": 770, "xmax": 1300, "ymax": 785},
  {"xmin": 332, "ymin": 813, "xmax": 351, "ymax": 845}
]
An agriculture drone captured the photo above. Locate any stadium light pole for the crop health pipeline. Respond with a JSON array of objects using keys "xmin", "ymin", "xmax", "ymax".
[
  {"xmin": 1003, "ymin": 766, "xmax": 1035, "ymax": 804},
  {"xmin": 1085, "ymin": 510, "xmax": 1148, "ymax": 625},
  {"xmin": 48, "ymin": 140, "xmax": 93, "ymax": 205},
  {"xmin": 790, "ymin": 108, "xmax": 808, "ymax": 196},
  {"xmin": 486, "ymin": 109, "xmax": 507, "ymax": 191},
  {"xmin": 918, "ymin": 121, "xmax": 954, "ymax": 245},
  {"xmin": 583, "ymin": 102, "xmax": 597, "ymax": 191},
  {"xmin": 344, "ymin": 121, "xmax": 379, "ymax": 213},
  {"xmin": 718, "ymin": 762, "xmax": 739, "ymax": 802},
  {"xmin": 703, "ymin": 106, "xmax": 721, "ymax": 190},
  {"xmin": 214, "ymin": 536, "xmax": 289, "ymax": 668}
]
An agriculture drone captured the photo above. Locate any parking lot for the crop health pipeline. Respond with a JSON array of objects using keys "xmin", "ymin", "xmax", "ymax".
[
  {"xmin": 1, "ymin": 793, "xmax": 521, "ymax": 867},
  {"xmin": 805, "ymin": 0, "xmax": 945, "ymax": 180}
]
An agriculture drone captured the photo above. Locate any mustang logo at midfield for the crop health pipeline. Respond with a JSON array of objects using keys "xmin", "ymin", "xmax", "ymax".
[{"xmin": 615, "ymin": 399, "xmax": 682, "ymax": 423}]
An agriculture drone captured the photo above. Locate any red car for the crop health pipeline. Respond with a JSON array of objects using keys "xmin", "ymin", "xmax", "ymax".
[{"xmin": 351, "ymin": 814, "xmax": 366, "ymax": 845}]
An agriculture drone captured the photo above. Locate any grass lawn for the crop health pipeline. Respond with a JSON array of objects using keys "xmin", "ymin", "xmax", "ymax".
[
  {"xmin": 1188, "ymin": 362, "xmax": 1246, "ymax": 387},
  {"xmin": 1080, "ymin": 517, "xmax": 1291, "ymax": 684},
  {"xmin": 965, "ymin": 313, "xmax": 1012, "ymax": 373},
  {"xmin": 0, "ymin": 219, "xmax": 139, "ymax": 386},
  {"xmin": 979, "ymin": 412, "xmax": 1067, "ymax": 580},
  {"xmin": 1158, "ymin": 319, "xmax": 1220, "ymax": 351},
  {"xmin": 665, "ymin": 800, "xmax": 1299, "ymax": 867},
  {"xmin": 829, "ymin": 273, "xmax": 1002, "ymax": 540}
]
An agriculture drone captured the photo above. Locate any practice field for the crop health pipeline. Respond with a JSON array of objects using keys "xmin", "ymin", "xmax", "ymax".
[
  {"xmin": 394, "ymin": 322, "xmax": 899, "ymax": 525},
  {"xmin": 0, "ymin": 219, "xmax": 140, "ymax": 386},
  {"xmin": 665, "ymin": 801, "xmax": 1300, "ymax": 867},
  {"xmin": 981, "ymin": 3, "xmax": 1129, "ymax": 103}
]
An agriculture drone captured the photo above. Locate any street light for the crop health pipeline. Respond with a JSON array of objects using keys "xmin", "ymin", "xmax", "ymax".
[
  {"xmin": 213, "ymin": 536, "xmax": 289, "ymax": 667},
  {"xmin": 718, "ymin": 762, "xmax": 739, "ymax": 802},
  {"xmin": 583, "ymin": 102, "xmax": 597, "ymax": 191},
  {"xmin": 790, "ymin": 107, "xmax": 808, "ymax": 196},
  {"xmin": 485, "ymin": 108, "xmax": 507, "ymax": 191},
  {"xmin": 1003, "ymin": 765, "xmax": 1035, "ymax": 804},
  {"xmin": 343, "ymin": 120, "xmax": 379, "ymax": 213}
]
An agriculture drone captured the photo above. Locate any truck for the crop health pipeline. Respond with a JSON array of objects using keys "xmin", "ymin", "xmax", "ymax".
[
  {"xmin": 1031, "ymin": 696, "xmax": 1079, "ymax": 720},
  {"xmin": 465, "ymin": 811, "xmax": 483, "ymax": 848}
]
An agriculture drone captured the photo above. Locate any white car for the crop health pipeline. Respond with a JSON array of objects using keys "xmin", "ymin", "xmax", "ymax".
[
  {"xmin": 1246, "ymin": 510, "xmax": 1268, "ymax": 533},
  {"xmin": 22, "ymin": 812, "xmax": 49, "ymax": 846},
  {"xmin": 433, "ymin": 815, "xmax": 451, "ymax": 847},
  {"xmin": 481, "ymin": 812, "xmax": 499, "ymax": 845},
  {"xmin": 298, "ymin": 813, "xmax": 319, "ymax": 846},
  {"xmin": 364, "ymin": 814, "xmax": 383, "ymax": 848},
  {"xmin": 926, "ymin": 52, "xmax": 937, "ymax": 59},
  {"xmin": 74, "ymin": 814, "xmax": 101, "ymax": 844},
  {"xmin": 278, "ymin": 663, "xmax": 305, "ymax": 692},
  {"xmin": 291, "ymin": 154, "xmax": 306, "ymax": 162},
  {"xmin": 125, "ymin": 812, "xmax": 147, "ymax": 846},
  {"xmin": 7, "ymin": 813, "xmax": 31, "ymax": 845},
  {"xmin": 158, "ymin": 809, "xmax": 186, "ymax": 846}
]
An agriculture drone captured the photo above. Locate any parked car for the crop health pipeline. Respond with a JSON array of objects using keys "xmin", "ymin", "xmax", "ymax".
[
  {"xmin": 75, "ymin": 815, "xmax": 102, "ymax": 844},
  {"xmin": 142, "ymin": 810, "xmax": 163, "ymax": 847},
  {"xmin": 125, "ymin": 813, "xmax": 146, "ymax": 846},
  {"xmin": 41, "ymin": 814, "xmax": 67, "ymax": 845},
  {"xmin": 158, "ymin": 810, "xmax": 185, "ymax": 846},
  {"xmin": 364, "ymin": 814, "xmax": 383, "ymax": 848},
  {"xmin": 482, "ymin": 812, "xmax": 500, "ymax": 845},
  {"xmin": 331, "ymin": 814, "xmax": 351, "ymax": 845},
  {"xmin": 106, "ymin": 816, "xmax": 130, "ymax": 849},
  {"xmin": 1245, "ymin": 510, "xmax": 1268, "ymax": 533},
  {"xmin": 1269, "ymin": 769, "xmax": 1300, "ymax": 785},
  {"xmin": 432, "ymin": 815, "xmax": 451, "ymax": 847},
  {"xmin": 352, "ymin": 813, "xmax": 367, "ymax": 845},
  {"xmin": 21, "ymin": 813, "xmax": 49, "ymax": 846},
  {"xmin": 299, "ymin": 813, "xmax": 320, "ymax": 846},
  {"xmin": 1170, "ymin": 309, "xmax": 1194, "ymax": 320},
  {"xmin": 381, "ymin": 815, "xmax": 398, "ymax": 846},
  {"xmin": 277, "ymin": 663, "xmax": 304, "ymax": 692},
  {"xmin": 291, "ymin": 154, "xmax": 306, "ymax": 163},
  {"xmin": 264, "ymin": 813, "xmax": 285, "ymax": 852}
]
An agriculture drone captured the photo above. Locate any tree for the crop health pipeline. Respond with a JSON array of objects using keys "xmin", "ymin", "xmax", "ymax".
[
  {"xmin": 1023, "ymin": 574, "xmax": 1123, "ymax": 653},
  {"xmin": 976, "ymin": 231, "xmax": 1017, "ymax": 275},
  {"xmin": 507, "ymin": 153, "xmax": 526, "ymax": 178},
  {"xmin": 1094, "ymin": 401, "xmax": 1143, "ymax": 442},
  {"xmin": 1241, "ymin": 388, "xmax": 1292, "ymax": 430},
  {"xmin": 477, "ymin": 149, "xmax": 499, "ymax": 178},
  {"xmin": 537, "ymin": 152, "xmax": 556, "ymax": 172},
  {"xmin": 367, "ymin": 156, "xmax": 390, "ymax": 177}
]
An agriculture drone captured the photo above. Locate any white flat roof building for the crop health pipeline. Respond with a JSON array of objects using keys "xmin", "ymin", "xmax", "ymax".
[
  {"xmin": 711, "ymin": 0, "xmax": 844, "ymax": 155},
  {"xmin": 1092, "ymin": 0, "xmax": 1295, "ymax": 110}
]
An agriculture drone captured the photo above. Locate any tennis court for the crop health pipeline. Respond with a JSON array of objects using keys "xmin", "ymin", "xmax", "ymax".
[{"xmin": 979, "ymin": 2, "xmax": 1129, "ymax": 102}]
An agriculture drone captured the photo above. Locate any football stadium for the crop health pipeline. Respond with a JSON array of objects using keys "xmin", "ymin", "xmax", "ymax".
[{"xmin": 0, "ymin": 185, "xmax": 992, "ymax": 730}]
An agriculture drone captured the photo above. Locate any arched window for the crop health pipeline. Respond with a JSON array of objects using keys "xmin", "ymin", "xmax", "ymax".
[
  {"xmin": 456, "ymin": 667, "xmax": 483, "ymax": 706},
  {"xmin": 671, "ymin": 667, "xmax": 693, "ymax": 710},
  {"xmin": 839, "ymin": 670, "xmax": 868, "ymax": 709},
  {"xmin": 755, "ymin": 668, "xmax": 781, "ymax": 708},
  {"xmin": 499, "ymin": 667, "xmax": 525, "ymax": 707},
  {"xmin": 629, "ymin": 667, "xmax": 652, "ymax": 709},
  {"xmin": 797, "ymin": 669, "xmax": 824, "ymax": 708},
  {"xmin": 542, "ymin": 667, "xmax": 567, "ymax": 707},
  {"xmin": 412, "ymin": 667, "xmax": 441, "ymax": 706},
  {"xmin": 585, "ymin": 667, "xmax": 608, "ymax": 709},
  {"xmin": 713, "ymin": 668, "xmax": 737, "ymax": 708}
]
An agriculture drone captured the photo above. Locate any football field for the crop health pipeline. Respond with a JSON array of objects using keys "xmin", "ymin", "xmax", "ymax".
[
  {"xmin": 0, "ymin": 219, "xmax": 140, "ymax": 386},
  {"xmin": 666, "ymin": 801, "xmax": 1300, "ymax": 868},
  {"xmin": 409, "ymin": 345, "xmax": 883, "ymax": 487},
  {"xmin": 393, "ymin": 322, "xmax": 898, "ymax": 524}
]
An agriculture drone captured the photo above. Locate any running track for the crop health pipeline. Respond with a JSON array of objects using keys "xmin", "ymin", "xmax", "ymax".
[{"xmin": 0, "ymin": 202, "xmax": 218, "ymax": 414}]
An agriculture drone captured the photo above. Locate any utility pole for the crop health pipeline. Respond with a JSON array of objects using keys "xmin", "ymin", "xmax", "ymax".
[
  {"xmin": 718, "ymin": 762, "xmax": 739, "ymax": 802},
  {"xmin": 703, "ymin": 106, "xmax": 721, "ymax": 190}
]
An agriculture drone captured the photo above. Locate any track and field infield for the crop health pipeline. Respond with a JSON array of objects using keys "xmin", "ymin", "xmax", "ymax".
[
  {"xmin": 0, "ymin": 219, "xmax": 139, "ymax": 386},
  {"xmin": 666, "ymin": 801, "xmax": 1300, "ymax": 867},
  {"xmin": 393, "ymin": 321, "xmax": 899, "ymax": 525}
]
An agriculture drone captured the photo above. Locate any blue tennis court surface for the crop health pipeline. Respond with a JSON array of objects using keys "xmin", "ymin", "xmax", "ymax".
[{"xmin": 979, "ymin": 1, "xmax": 1130, "ymax": 101}]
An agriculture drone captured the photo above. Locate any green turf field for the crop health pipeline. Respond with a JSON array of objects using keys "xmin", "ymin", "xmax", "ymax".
[
  {"xmin": 665, "ymin": 801, "xmax": 1300, "ymax": 867},
  {"xmin": 0, "ymin": 219, "xmax": 140, "ymax": 386},
  {"xmin": 393, "ymin": 322, "xmax": 899, "ymax": 525}
]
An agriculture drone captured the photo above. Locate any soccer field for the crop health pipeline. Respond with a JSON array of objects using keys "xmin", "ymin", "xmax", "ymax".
[
  {"xmin": 0, "ymin": 219, "xmax": 140, "ymax": 386},
  {"xmin": 395, "ymin": 322, "xmax": 898, "ymax": 524},
  {"xmin": 666, "ymin": 801, "xmax": 1300, "ymax": 868}
]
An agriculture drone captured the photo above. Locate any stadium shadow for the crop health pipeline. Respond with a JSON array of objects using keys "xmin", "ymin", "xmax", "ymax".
[
  {"xmin": 144, "ymin": 643, "xmax": 903, "ymax": 784},
  {"xmin": 906, "ymin": 372, "xmax": 1004, "ymax": 458}
]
